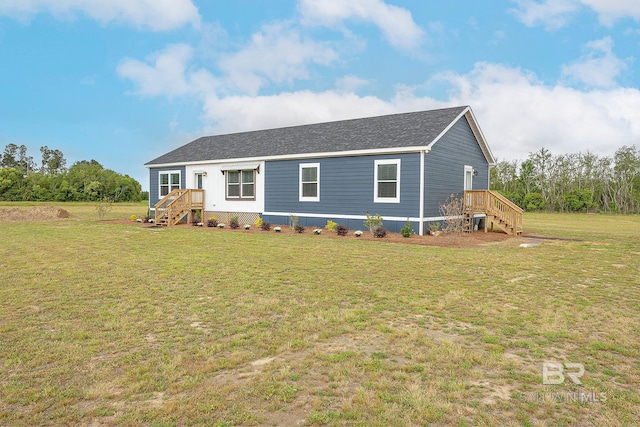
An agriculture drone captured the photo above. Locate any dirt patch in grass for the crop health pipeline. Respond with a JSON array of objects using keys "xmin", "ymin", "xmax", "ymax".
[{"xmin": 0, "ymin": 206, "xmax": 75, "ymax": 222}]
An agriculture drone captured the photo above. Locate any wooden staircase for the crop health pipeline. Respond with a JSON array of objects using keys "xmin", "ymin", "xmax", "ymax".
[
  {"xmin": 154, "ymin": 189, "xmax": 205, "ymax": 227},
  {"xmin": 464, "ymin": 190, "xmax": 523, "ymax": 236}
]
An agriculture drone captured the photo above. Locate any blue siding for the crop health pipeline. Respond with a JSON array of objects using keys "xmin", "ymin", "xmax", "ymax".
[
  {"xmin": 423, "ymin": 116, "xmax": 489, "ymax": 217},
  {"xmin": 264, "ymin": 153, "xmax": 421, "ymax": 219},
  {"xmin": 148, "ymin": 166, "xmax": 187, "ymax": 210}
]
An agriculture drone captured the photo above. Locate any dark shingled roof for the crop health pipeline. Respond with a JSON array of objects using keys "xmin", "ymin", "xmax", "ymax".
[{"xmin": 146, "ymin": 106, "xmax": 468, "ymax": 165}]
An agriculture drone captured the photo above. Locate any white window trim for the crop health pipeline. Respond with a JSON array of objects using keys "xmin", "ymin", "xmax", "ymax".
[
  {"xmin": 158, "ymin": 170, "xmax": 181, "ymax": 199},
  {"xmin": 225, "ymin": 169, "xmax": 256, "ymax": 200},
  {"xmin": 299, "ymin": 163, "xmax": 320, "ymax": 202},
  {"xmin": 374, "ymin": 159, "xmax": 400, "ymax": 203}
]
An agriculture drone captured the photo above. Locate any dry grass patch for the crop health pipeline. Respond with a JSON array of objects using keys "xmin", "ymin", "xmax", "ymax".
[{"xmin": 0, "ymin": 205, "xmax": 639, "ymax": 425}]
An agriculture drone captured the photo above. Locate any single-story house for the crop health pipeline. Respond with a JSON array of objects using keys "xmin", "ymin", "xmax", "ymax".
[{"xmin": 145, "ymin": 105, "xmax": 523, "ymax": 235}]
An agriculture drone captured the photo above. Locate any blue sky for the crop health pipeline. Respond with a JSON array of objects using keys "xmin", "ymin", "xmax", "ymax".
[{"xmin": 1, "ymin": 0, "xmax": 639, "ymax": 190}]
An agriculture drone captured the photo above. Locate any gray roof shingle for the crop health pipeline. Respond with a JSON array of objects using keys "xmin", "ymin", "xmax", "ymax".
[{"xmin": 145, "ymin": 106, "xmax": 468, "ymax": 165}]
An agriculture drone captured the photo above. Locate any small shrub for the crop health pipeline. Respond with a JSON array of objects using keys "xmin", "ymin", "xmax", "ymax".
[
  {"xmin": 218, "ymin": 223, "xmax": 225, "ymax": 228},
  {"xmin": 294, "ymin": 224, "xmax": 305, "ymax": 233},
  {"xmin": 400, "ymin": 219, "xmax": 413, "ymax": 238},
  {"xmin": 130, "ymin": 214, "xmax": 138, "ymax": 221},
  {"xmin": 429, "ymin": 221, "xmax": 441, "ymax": 234},
  {"xmin": 354, "ymin": 230, "xmax": 363, "ymax": 237},
  {"xmin": 439, "ymin": 194, "xmax": 465, "ymax": 242},
  {"xmin": 207, "ymin": 218, "xmax": 218, "ymax": 227},
  {"xmin": 289, "ymin": 215, "xmax": 299, "ymax": 230},
  {"xmin": 261, "ymin": 221, "xmax": 271, "ymax": 231},
  {"xmin": 336, "ymin": 224, "xmax": 348, "ymax": 236},
  {"xmin": 326, "ymin": 220, "xmax": 338, "ymax": 232},
  {"xmin": 95, "ymin": 197, "xmax": 112, "ymax": 220},
  {"xmin": 364, "ymin": 212, "xmax": 383, "ymax": 235},
  {"xmin": 313, "ymin": 228, "xmax": 321, "ymax": 234},
  {"xmin": 244, "ymin": 224, "xmax": 250, "ymax": 230},
  {"xmin": 274, "ymin": 226, "xmax": 282, "ymax": 232},
  {"xmin": 142, "ymin": 216, "xmax": 150, "ymax": 223},
  {"xmin": 229, "ymin": 216, "xmax": 239, "ymax": 229},
  {"xmin": 255, "ymin": 217, "xmax": 263, "ymax": 228},
  {"xmin": 373, "ymin": 227, "xmax": 387, "ymax": 238}
]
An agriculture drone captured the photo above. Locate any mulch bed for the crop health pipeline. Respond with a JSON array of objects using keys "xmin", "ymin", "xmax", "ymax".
[{"xmin": 121, "ymin": 219, "xmax": 515, "ymax": 248}]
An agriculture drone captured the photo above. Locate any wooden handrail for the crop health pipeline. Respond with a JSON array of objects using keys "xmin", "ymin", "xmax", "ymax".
[
  {"xmin": 155, "ymin": 189, "xmax": 205, "ymax": 226},
  {"xmin": 464, "ymin": 190, "xmax": 523, "ymax": 236},
  {"xmin": 488, "ymin": 190, "xmax": 523, "ymax": 213}
]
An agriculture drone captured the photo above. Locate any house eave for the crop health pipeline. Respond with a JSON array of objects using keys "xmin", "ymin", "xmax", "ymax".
[{"xmin": 145, "ymin": 145, "xmax": 431, "ymax": 169}]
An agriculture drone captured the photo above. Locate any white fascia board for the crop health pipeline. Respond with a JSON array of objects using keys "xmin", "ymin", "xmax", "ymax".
[
  {"xmin": 425, "ymin": 106, "xmax": 496, "ymax": 166},
  {"xmin": 145, "ymin": 146, "xmax": 429, "ymax": 169}
]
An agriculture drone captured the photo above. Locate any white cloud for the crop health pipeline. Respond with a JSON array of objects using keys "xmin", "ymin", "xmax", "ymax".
[
  {"xmin": 117, "ymin": 44, "xmax": 199, "ymax": 97},
  {"xmin": 298, "ymin": 0, "xmax": 424, "ymax": 51},
  {"xmin": 0, "ymin": 0, "xmax": 200, "ymax": 31},
  {"xmin": 201, "ymin": 91, "xmax": 395, "ymax": 134},
  {"xmin": 511, "ymin": 0, "xmax": 640, "ymax": 29},
  {"xmin": 561, "ymin": 37, "xmax": 628, "ymax": 88},
  {"xmin": 335, "ymin": 75, "xmax": 370, "ymax": 93},
  {"xmin": 580, "ymin": 0, "xmax": 640, "ymax": 25},
  {"xmin": 510, "ymin": 0, "xmax": 579, "ymax": 30},
  {"xmin": 118, "ymin": 44, "xmax": 639, "ymax": 162},
  {"xmin": 430, "ymin": 62, "xmax": 640, "ymax": 160},
  {"xmin": 219, "ymin": 22, "xmax": 338, "ymax": 95}
]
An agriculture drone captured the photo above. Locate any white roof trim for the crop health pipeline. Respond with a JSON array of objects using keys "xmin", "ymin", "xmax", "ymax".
[
  {"xmin": 145, "ymin": 146, "xmax": 429, "ymax": 169},
  {"xmin": 426, "ymin": 106, "xmax": 496, "ymax": 166}
]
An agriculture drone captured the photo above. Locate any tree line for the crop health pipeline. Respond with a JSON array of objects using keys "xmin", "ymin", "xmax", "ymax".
[
  {"xmin": 0, "ymin": 143, "xmax": 146, "ymax": 202},
  {"xmin": 491, "ymin": 145, "xmax": 640, "ymax": 214}
]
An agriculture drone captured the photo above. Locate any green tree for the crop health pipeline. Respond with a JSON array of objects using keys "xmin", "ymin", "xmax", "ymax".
[
  {"xmin": 1, "ymin": 143, "xmax": 19, "ymax": 169},
  {"xmin": 0, "ymin": 167, "xmax": 25, "ymax": 200},
  {"xmin": 40, "ymin": 146, "xmax": 67, "ymax": 175}
]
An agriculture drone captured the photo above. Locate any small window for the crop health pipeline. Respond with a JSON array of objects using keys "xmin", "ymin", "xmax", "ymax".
[
  {"xmin": 299, "ymin": 163, "xmax": 320, "ymax": 201},
  {"xmin": 159, "ymin": 171, "xmax": 180, "ymax": 197},
  {"xmin": 374, "ymin": 159, "xmax": 400, "ymax": 203},
  {"xmin": 226, "ymin": 169, "xmax": 255, "ymax": 200}
]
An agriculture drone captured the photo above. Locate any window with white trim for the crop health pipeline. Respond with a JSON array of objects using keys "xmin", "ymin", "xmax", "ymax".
[
  {"xmin": 226, "ymin": 169, "xmax": 255, "ymax": 200},
  {"xmin": 374, "ymin": 159, "xmax": 400, "ymax": 203},
  {"xmin": 159, "ymin": 171, "xmax": 180, "ymax": 197},
  {"xmin": 299, "ymin": 163, "xmax": 320, "ymax": 201}
]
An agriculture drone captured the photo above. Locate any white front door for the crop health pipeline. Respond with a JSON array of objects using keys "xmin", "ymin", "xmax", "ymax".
[
  {"xmin": 464, "ymin": 165, "xmax": 473, "ymax": 206},
  {"xmin": 464, "ymin": 165, "xmax": 473, "ymax": 191},
  {"xmin": 195, "ymin": 173, "xmax": 204, "ymax": 190}
]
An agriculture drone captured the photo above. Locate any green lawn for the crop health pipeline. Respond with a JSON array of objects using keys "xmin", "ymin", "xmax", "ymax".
[{"xmin": 1, "ymin": 204, "xmax": 639, "ymax": 426}]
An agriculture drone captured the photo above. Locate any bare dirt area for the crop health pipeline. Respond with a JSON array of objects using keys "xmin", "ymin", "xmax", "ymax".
[{"xmin": 0, "ymin": 206, "xmax": 75, "ymax": 222}]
